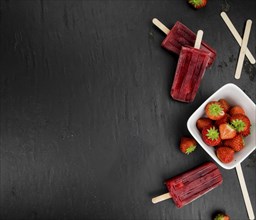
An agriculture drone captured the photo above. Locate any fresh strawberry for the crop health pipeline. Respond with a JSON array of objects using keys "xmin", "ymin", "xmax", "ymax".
[
  {"xmin": 215, "ymin": 114, "xmax": 230, "ymax": 128},
  {"xmin": 205, "ymin": 101, "xmax": 225, "ymax": 120},
  {"xmin": 224, "ymin": 135, "xmax": 244, "ymax": 152},
  {"xmin": 214, "ymin": 213, "xmax": 230, "ymax": 220},
  {"xmin": 218, "ymin": 99, "xmax": 230, "ymax": 112},
  {"xmin": 229, "ymin": 105, "xmax": 245, "ymax": 116},
  {"xmin": 216, "ymin": 146, "xmax": 234, "ymax": 163},
  {"xmin": 188, "ymin": 0, "xmax": 207, "ymax": 9},
  {"xmin": 230, "ymin": 114, "xmax": 251, "ymax": 136},
  {"xmin": 201, "ymin": 126, "xmax": 221, "ymax": 146},
  {"xmin": 179, "ymin": 137, "xmax": 197, "ymax": 154},
  {"xmin": 219, "ymin": 123, "xmax": 236, "ymax": 140},
  {"xmin": 196, "ymin": 117, "xmax": 213, "ymax": 131}
]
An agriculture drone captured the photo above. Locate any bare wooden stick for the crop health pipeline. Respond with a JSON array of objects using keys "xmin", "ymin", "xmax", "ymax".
[
  {"xmin": 236, "ymin": 164, "xmax": 255, "ymax": 220},
  {"xmin": 152, "ymin": 192, "xmax": 171, "ymax": 204},
  {"xmin": 235, "ymin": 19, "xmax": 252, "ymax": 79},
  {"xmin": 194, "ymin": 30, "xmax": 204, "ymax": 49},
  {"xmin": 152, "ymin": 18, "xmax": 170, "ymax": 35},
  {"xmin": 220, "ymin": 12, "xmax": 255, "ymax": 65}
]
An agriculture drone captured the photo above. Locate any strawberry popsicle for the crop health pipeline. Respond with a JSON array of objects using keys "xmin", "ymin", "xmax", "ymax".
[
  {"xmin": 171, "ymin": 30, "xmax": 210, "ymax": 102},
  {"xmin": 152, "ymin": 162, "xmax": 223, "ymax": 208},
  {"xmin": 152, "ymin": 19, "xmax": 216, "ymax": 67}
]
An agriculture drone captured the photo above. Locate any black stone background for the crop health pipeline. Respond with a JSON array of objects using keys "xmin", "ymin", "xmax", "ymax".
[{"xmin": 0, "ymin": 0, "xmax": 255, "ymax": 220}]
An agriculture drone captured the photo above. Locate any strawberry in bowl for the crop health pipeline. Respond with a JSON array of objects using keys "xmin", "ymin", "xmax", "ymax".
[{"xmin": 187, "ymin": 83, "xmax": 256, "ymax": 169}]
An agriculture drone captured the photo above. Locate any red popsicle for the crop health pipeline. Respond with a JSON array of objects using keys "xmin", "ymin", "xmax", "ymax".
[
  {"xmin": 152, "ymin": 162, "xmax": 223, "ymax": 208},
  {"xmin": 152, "ymin": 19, "xmax": 216, "ymax": 67},
  {"xmin": 171, "ymin": 30, "xmax": 210, "ymax": 102}
]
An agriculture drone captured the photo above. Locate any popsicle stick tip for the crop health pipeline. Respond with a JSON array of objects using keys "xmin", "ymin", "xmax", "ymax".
[
  {"xmin": 151, "ymin": 193, "xmax": 171, "ymax": 204},
  {"xmin": 247, "ymin": 19, "xmax": 252, "ymax": 24},
  {"xmin": 194, "ymin": 30, "xmax": 204, "ymax": 49},
  {"xmin": 152, "ymin": 18, "xmax": 158, "ymax": 23},
  {"xmin": 220, "ymin": 11, "xmax": 226, "ymax": 16},
  {"xmin": 151, "ymin": 198, "xmax": 157, "ymax": 204},
  {"xmin": 152, "ymin": 18, "xmax": 170, "ymax": 35},
  {"xmin": 152, "ymin": 18, "xmax": 161, "ymax": 26},
  {"xmin": 198, "ymin": 30, "xmax": 204, "ymax": 34}
]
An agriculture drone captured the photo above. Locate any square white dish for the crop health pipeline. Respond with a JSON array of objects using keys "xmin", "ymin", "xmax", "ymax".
[{"xmin": 187, "ymin": 83, "xmax": 256, "ymax": 169}]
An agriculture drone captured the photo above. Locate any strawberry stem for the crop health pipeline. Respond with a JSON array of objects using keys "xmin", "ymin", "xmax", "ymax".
[
  {"xmin": 206, "ymin": 127, "xmax": 219, "ymax": 140},
  {"xmin": 185, "ymin": 145, "xmax": 196, "ymax": 154},
  {"xmin": 209, "ymin": 103, "xmax": 224, "ymax": 116},
  {"xmin": 231, "ymin": 119, "xmax": 246, "ymax": 132}
]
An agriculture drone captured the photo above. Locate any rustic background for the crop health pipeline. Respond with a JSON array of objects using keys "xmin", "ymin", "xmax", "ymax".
[{"xmin": 0, "ymin": 0, "xmax": 255, "ymax": 219}]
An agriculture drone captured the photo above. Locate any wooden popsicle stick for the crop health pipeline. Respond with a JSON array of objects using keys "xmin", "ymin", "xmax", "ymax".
[
  {"xmin": 194, "ymin": 30, "xmax": 204, "ymax": 49},
  {"xmin": 236, "ymin": 164, "xmax": 255, "ymax": 220},
  {"xmin": 152, "ymin": 192, "xmax": 171, "ymax": 204},
  {"xmin": 235, "ymin": 19, "xmax": 252, "ymax": 79},
  {"xmin": 220, "ymin": 12, "xmax": 255, "ymax": 64},
  {"xmin": 152, "ymin": 18, "xmax": 170, "ymax": 35}
]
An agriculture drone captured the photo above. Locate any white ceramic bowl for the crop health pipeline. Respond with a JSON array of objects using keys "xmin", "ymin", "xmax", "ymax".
[{"xmin": 187, "ymin": 83, "xmax": 256, "ymax": 169}]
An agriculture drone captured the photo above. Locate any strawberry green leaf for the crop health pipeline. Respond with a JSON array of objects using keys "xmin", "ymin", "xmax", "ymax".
[
  {"xmin": 231, "ymin": 119, "xmax": 246, "ymax": 132},
  {"xmin": 209, "ymin": 103, "xmax": 224, "ymax": 116},
  {"xmin": 214, "ymin": 213, "xmax": 228, "ymax": 220},
  {"xmin": 188, "ymin": 0, "xmax": 203, "ymax": 6},
  {"xmin": 206, "ymin": 127, "xmax": 219, "ymax": 140},
  {"xmin": 185, "ymin": 145, "xmax": 196, "ymax": 154}
]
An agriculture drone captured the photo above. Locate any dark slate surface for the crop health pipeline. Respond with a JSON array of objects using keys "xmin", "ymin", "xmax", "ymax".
[{"xmin": 0, "ymin": 0, "xmax": 255, "ymax": 220}]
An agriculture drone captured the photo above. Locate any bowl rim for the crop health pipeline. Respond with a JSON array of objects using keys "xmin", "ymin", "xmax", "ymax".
[{"xmin": 187, "ymin": 83, "xmax": 256, "ymax": 169}]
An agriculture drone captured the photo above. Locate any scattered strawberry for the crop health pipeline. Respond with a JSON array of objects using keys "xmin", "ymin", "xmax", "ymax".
[
  {"xmin": 214, "ymin": 213, "xmax": 230, "ymax": 220},
  {"xmin": 229, "ymin": 105, "xmax": 245, "ymax": 116},
  {"xmin": 205, "ymin": 101, "xmax": 225, "ymax": 120},
  {"xmin": 201, "ymin": 126, "xmax": 221, "ymax": 146},
  {"xmin": 188, "ymin": 0, "xmax": 207, "ymax": 9},
  {"xmin": 224, "ymin": 134, "xmax": 244, "ymax": 152},
  {"xmin": 230, "ymin": 114, "xmax": 251, "ymax": 136},
  {"xmin": 179, "ymin": 137, "xmax": 197, "ymax": 154},
  {"xmin": 196, "ymin": 117, "xmax": 212, "ymax": 131},
  {"xmin": 216, "ymin": 146, "xmax": 234, "ymax": 163},
  {"xmin": 219, "ymin": 123, "xmax": 236, "ymax": 140},
  {"xmin": 215, "ymin": 114, "xmax": 230, "ymax": 128},
  {"xmin": 218, "ymin": 99, "xmax": 230, "ymax": 112}
]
